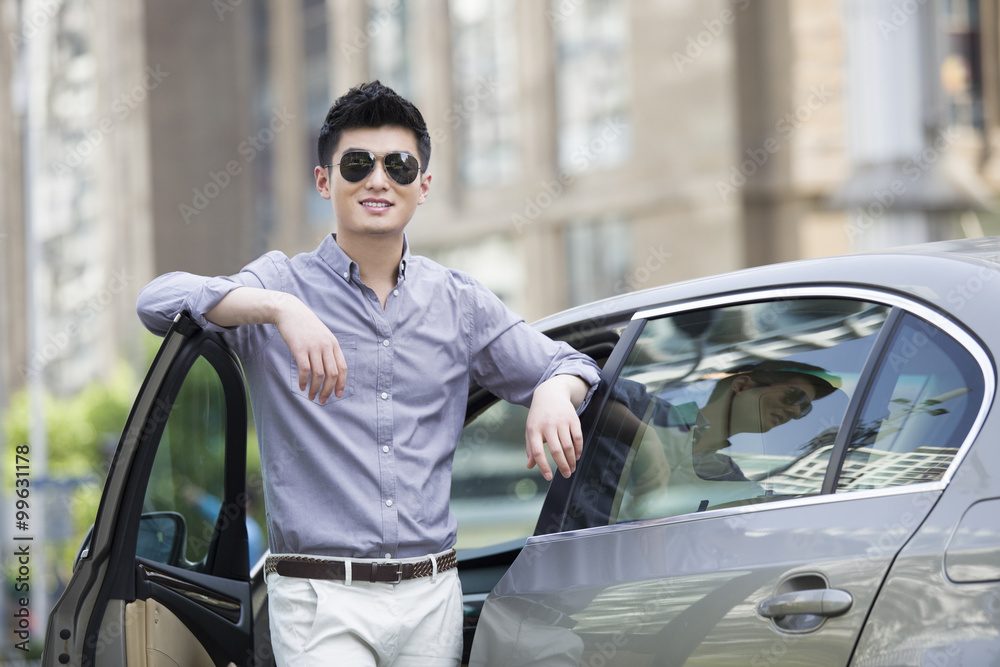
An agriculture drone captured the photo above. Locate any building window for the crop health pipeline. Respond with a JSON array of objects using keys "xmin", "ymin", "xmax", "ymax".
[
  {"xmin": 450, "ymin": 0, "xmax": 520, "ymax": 187},
  {"xmin": 304, "ymin": 0, "xmax": 330, "ymax": 226},
  {"xmin": 553, "ymin": 0, "xmax": 631, "ymax": 173},
  {"xmin": 367, "ymin": 0, "xmax": 412, "ymax": 99},
  {"xmin": 565, "ymin": 218, "xmax": 631, "ymax": 307},
  {"xmin": 941, "ymin": 0, "xmax": 982, "ymax": 129}
]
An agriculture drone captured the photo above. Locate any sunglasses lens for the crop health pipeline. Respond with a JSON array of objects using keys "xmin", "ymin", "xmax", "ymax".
[
  {"xmin": 782, "ymin": 388, "xmax": 813, "ymax": 418},
  {"xmin": 336, "ymin": 152, "xmax": 420, "ymax": 184},
  {"xmin": 339, "ymin": 152, "xmax": 376, "ymax": 182},
  {"xmin": 384, "ymin": 152, "xmax": 420, "ymax": 185}
]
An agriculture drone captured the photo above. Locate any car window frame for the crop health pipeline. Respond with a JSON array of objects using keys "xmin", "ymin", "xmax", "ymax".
[{"xmin": 547, "ymin": 286, "xmax": 995, "ymax": 537}]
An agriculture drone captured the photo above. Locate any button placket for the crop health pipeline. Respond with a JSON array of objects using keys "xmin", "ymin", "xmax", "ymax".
[{"xmin": 371, "ymin": 300, "xmax": 397, "ymax": 556}]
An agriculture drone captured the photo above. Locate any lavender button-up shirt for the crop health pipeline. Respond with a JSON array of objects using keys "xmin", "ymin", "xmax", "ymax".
[{"xmin": 136, "ymin": 234, "xmax": 601, "ymax": 559}]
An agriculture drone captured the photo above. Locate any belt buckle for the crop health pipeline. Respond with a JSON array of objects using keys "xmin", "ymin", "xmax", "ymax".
[{"xmin": 372, "ymin": 560, "xmax": 403, "ymax": 584}]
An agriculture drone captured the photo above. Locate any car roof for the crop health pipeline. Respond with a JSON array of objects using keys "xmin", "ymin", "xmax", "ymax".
[{"xmin": 533, "ymin": 236, "xmax": 1000, "ymax": 337}]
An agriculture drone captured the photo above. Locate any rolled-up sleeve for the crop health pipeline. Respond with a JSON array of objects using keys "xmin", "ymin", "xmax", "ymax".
[
  {"xmin": 467, "ymin": 279, "xmax": 601, "ymax": 410},
  {"xmin": 136, "ymin": 251, "xmax": 286, "ymax": 336}
]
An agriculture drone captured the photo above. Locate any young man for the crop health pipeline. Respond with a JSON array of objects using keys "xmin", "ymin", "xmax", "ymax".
[{"xmin": 136, "ymin": 81, "xmax": 600, "ymax": 665}]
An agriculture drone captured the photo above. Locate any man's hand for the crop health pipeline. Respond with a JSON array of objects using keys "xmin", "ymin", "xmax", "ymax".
[
  {"xmin": 274, "ymin": 297, "xmax": 348, "ymax": 403},
  {"xmin": 525, "ymin": 375, "xmax": 591, "ymax": 481},
  {"xmin": 206, "ymin": 287, "xmax": 348, "ymax": 403}
]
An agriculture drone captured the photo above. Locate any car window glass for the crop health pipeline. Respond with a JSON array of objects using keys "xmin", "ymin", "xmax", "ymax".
[
  {"xmin": 836, "ymin": 313, "xmax": 985, "ymax": 491},
  {"xmin": 604, "ymin": 299, "xmax": 891, "ymax": 524},
  {"xmin": 140, "ymin": 356, "xmax": 228, "ymax": 570},
  {"xmin": 453, "ymin": 401, "xmax": 544, "ymax": 549}
]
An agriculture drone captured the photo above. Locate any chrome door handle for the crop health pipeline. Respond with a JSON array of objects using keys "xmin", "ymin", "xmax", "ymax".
[{"xmin": 758, "ymin": 589, "xmax": 853, "ymax": 618}]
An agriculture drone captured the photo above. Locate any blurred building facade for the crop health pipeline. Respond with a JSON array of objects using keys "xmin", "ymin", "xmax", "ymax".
[{"xmin": 3, "ymin": 0, "xmax": 1000, "ymax": 405}]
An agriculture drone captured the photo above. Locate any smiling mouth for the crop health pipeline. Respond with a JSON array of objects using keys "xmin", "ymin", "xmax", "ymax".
[{"xmin": 361, "ymin": 201, "xmax": 392, "ymax": 209}]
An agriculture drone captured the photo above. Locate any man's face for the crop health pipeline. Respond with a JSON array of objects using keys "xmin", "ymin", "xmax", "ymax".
[
  {"xmin": 731, "ymin": 375, "xmax": 817, "ymax": 434},
  {"xmin": 314, "ymin": 125, "xmax": 430, "ymax": 242}
]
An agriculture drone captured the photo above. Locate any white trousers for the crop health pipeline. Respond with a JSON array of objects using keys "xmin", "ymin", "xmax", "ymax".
[{"xmin": 267, "ymin": 557, "xmax": 463, "ymax": 666}]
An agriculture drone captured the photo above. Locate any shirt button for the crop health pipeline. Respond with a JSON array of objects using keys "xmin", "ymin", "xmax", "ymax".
[
  {"xmin": 342, "ymin": 271, "xmax": 349, "ymax": 280},
  {"xmin": 382, "ymin": 445, "xmax": 389, "ymax": 453},
  {"xmin": 393, "ymin": 289, "xmax": 399, "ymax": 296},
  {"xmin": 381, "ymin": 392, "xmax": 388, "ymax": 400},
  {"xmin": 385, "ymin": 553, "xmax": 392, "ymax": 559},
  {"xmin": 385, "ymin": 499, "xmax": 393, "ymax": 507},
  {"xmin": 383, "ymin": 339, "xmax": 390, "ymax": 347}
]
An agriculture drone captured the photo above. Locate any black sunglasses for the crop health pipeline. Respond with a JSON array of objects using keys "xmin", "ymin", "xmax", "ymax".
[
  {"xmin": 755, "ymin": 381, "xmax": 813, "ymax": 419},
  {"xmin": 325, "ymin": 151, "xmax": 421, "ymax": 185}
]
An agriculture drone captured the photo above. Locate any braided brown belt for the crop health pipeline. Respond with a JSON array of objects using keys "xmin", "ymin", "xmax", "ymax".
[{"xmin": 265, "ymin": 549, "xmax": 457, "ymax": 584}]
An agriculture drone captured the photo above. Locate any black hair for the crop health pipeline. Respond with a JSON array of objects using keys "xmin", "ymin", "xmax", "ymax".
[
  {"xmin": 317, "ymin": 80, "xmax": 431, "ymax": 172},
  {"xmin": 709, "ymin": 359, "xmax": 840, "ymax": 403}
]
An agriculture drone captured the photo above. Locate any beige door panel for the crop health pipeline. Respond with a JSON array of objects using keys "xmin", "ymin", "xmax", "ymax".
[{"xmin": 124, "ymin": 599, "xmax": 216, "ymax": 667}]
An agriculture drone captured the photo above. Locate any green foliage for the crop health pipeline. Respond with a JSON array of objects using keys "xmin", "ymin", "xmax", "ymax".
[
  {"xmin": 2, "ymin": 332, "xmax": 266, "ymax": 588},
  {"xmin": 3, "ymin": 361, "xmax": 139, "ymax": 575}
]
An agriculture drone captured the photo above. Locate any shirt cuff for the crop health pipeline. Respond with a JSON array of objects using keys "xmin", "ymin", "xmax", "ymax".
[{"xmin": 184, "ymin": 276, "xmax": 245, "ymax": 332}]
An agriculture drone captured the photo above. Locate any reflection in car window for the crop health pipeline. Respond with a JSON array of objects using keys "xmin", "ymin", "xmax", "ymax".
[
  {"xmin": 834, "ymin": 313, "xmax": 985, "ymax": 491},
  {"xmin": 452, "ymin": 401, "xmax": 546, "ymax": 549},
  {"xmin": 605, "ymin": 299, "xmax": 891, "ymax": 524},
  {"xmin": 140, "ymin": 357, "xmax": 228, "ymax": 570}
]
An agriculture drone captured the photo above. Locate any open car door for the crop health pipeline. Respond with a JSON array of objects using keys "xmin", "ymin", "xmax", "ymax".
[{"xmin": 44, "ymin": 314, "xmax": 255, "ymax": 666}]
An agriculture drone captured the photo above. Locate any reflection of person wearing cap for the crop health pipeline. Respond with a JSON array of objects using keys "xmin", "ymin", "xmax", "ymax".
[
  {"xmin": 616, "ymin": 360, "xmax": 841, "ymax": 518},
  {"xmin": 689, "ymin": 360, "xmax": 840, "ymax": 481}
]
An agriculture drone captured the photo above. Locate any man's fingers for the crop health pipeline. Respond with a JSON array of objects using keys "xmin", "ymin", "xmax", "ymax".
[
  {"xmin": 525, "ymin": 429, "xmax": 553, "ymax": 481},
  {"xmin": 317, "ymin": 349, "xmax": 337, "ymax": 404},
  {"xmin": 526, "ymin": 415, "xmax": 585, "ymax": 480},
  {"xmin": 546, "ymin": 424, "xmax": 574, "ymax": 478},
  {"xmin": 307, "ymin": 350, "xmax": 325, "ymax": 400},
  {"xmin": 571, "ymin": 417, "xmax": 584, "ymax": 460},
  {"xmin": 332, "ymin": 341, "xmax": 348, "ymax": 398},
  {"xmin": 295, "ymin": 351, "xmax": 311, "ymax": 392},
  {"xmin": 289, "ymin": 332, "xmax": 347, "ymax": 404},
  {"xmin": 317, "ymin": 336, "xmax": 347, "ymax": 403}
]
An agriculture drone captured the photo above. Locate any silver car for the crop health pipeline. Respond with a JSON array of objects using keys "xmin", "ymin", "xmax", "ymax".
[{"xmin": 45, "ymin": 237, "xmax": 1000, "ymax": 665}]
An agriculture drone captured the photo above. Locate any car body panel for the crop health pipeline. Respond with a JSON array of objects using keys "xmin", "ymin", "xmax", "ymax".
[
  {"xmin": 532, "ymin": 240, "xmax": 1000, "ymax": 339},
  {"xmin": 473, "ymin": 491, "xmax": 942, "ymax": 666},
  {"xmin": 851, "ymin": 421, "xmax": 1000, "ymax": 666},
  {"xmin": 471, "ymin": 238, "xmax": 1000, "ymax": 665}
]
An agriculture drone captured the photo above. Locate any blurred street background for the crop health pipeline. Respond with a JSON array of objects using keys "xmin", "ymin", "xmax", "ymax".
[{"xmin": 2, "ymin": 0, "xmax": 1000, "ymax": 661}]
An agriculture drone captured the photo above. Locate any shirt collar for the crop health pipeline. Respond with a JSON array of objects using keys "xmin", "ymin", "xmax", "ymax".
[{"xmin": 320, "ymin": 233, "xmax": 410, "ymax": 284}]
